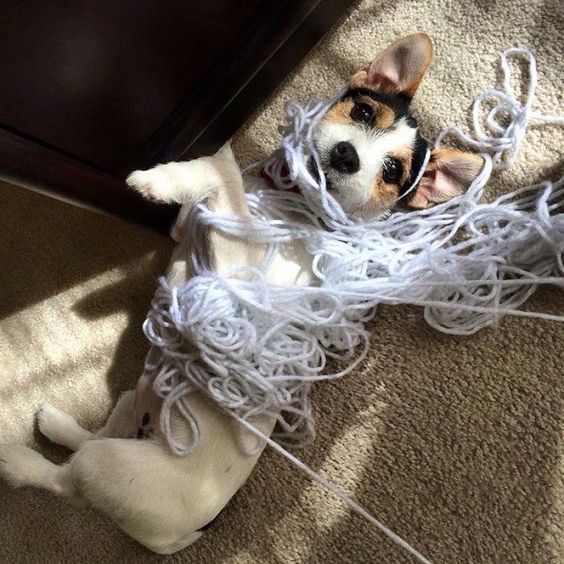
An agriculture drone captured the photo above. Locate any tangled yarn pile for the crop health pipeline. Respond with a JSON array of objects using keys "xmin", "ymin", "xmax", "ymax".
[
  {"xmin": 145, "ymin": 46, "xmax": 563, "ymax": 454},
  {"xmin": 143, "ymin": 48, "xmax": 563, "ymax": 562}
]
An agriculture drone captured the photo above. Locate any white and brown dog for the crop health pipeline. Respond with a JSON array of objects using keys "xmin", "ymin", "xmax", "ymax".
[{"xmin": 0, "ymin": 34, "xmax": 482, "ymax": 554}]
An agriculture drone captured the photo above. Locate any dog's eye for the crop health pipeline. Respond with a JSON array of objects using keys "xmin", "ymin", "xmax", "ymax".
[
  {"xmin": 382, "ymin": 158, "xmax": 403, "ymax": 183},
  {"xmin": 350, "ymin": 102, "xmax": 373, "ymax": 123}
]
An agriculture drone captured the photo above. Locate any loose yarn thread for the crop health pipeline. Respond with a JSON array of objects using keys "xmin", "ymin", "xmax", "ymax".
[{"xmin": 143, "ymin": 48, "xmax": 563, "ymax": 562}]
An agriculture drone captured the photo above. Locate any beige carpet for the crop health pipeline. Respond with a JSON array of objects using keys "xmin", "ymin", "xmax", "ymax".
[{"xmin": 1, "ymin": 0, "xmax": 563, "ymax": 562}]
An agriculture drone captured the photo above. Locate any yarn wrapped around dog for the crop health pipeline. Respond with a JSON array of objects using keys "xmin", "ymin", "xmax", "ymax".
[{"xmin": 144, "ymin": 47, "xmax": 564, "ymax": 459}]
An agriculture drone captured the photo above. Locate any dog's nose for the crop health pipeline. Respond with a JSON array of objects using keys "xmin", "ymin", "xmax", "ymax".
[{"xmin": 330, "ymin": 142, "xmax": 360, "ymax": 174}]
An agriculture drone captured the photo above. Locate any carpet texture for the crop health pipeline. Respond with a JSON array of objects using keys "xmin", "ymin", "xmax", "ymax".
[{"xmin": 1, "ymin": 0, "xmax": 563, "ymax": 562}]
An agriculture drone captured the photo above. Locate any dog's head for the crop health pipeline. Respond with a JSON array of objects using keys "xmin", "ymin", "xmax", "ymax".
[{"xmin": 314, "ymin": 33, "xmax": 483, "ymax": 219}]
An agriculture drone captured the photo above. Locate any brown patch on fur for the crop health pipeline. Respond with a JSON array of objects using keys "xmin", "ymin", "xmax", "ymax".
[
  {"xmin": 372, "ymin": 177, "xmax": 399, "ymax": 206},
  {"xmin": 372, "ymin": 145, "xmax": 415, "ymax": 206},
  {"xmin": 323, "ymin": 96, "xmax": 396, "ymax": 130},
  {"xmin": 390, "ymin": 146, "xmax": 413, "ymax": 185},
  {"xmin": 324, "ymin": 99, "xmax": 355, "ymax": 125},
  {"xmin": 375, "ymin": 103, "xmax": 395, "ymax": 129}
]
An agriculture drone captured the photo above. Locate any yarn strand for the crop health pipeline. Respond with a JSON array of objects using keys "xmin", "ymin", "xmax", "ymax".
[{"xmin": 144, "ymin": 47, "xmax": 563, "ymax": 562}]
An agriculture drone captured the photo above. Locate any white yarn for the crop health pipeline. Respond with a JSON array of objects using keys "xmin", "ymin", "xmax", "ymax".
[{"xmin": 143, "ymin": 48, "xmax": 563, "ymax": 562}]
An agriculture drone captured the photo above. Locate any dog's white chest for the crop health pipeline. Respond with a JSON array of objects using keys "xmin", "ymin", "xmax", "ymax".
[
  {"xmin": 167, "ymin": 174, "xmax": 315, "ymax": 289},
  {"xmin": 243, "ymin": 175, "xmax": 314, "ymax": 287}
]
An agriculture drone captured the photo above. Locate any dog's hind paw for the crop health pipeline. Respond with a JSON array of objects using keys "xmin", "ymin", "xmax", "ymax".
[
  {"xmin": 36, "ymin": 403, "xmax": 92, "ymax": 451},
  {"xmin": 0, "ymin": 444, "xmax": 46, "ymax": 488}
]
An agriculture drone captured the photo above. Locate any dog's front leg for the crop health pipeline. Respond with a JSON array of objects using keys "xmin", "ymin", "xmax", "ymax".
[{"xmin": 128, "ymin": 143, "xmax": 265, "ymax": 278}]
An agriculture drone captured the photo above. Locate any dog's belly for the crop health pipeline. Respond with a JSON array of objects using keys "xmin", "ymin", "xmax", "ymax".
[
  {"xmin": 243, "ymin": 174, "xmax": 314, "ymax": 287},
  {"xmin": 135, "ymin": 173, "xmax": 314, "ymax": 532},
  {"xmin": 262, "ymin": 235, "xmax": 314, "ymax": 287}
]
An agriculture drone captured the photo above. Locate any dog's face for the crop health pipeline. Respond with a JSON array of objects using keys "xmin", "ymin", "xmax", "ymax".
[{"xmin": 314, "ymin": 33, "xmax": 483, "ymax": 219}]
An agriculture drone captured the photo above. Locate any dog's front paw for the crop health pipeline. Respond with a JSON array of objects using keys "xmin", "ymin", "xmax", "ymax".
[
  {"xmin": 127, "ymin": 151, "xmax": 239, "ymax": 207},
  {"xmin": 126, "ymin": 164, "xmax": 185, "ymax": 204},
  {"xmin": 127, "ymin": 168, "xmax": 167, "ymax": 203}
]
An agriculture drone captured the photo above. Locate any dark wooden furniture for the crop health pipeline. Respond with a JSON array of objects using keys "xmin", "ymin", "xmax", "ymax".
[{"xmin": 0, "ymin": 1, "xmax": 353, "ymax": 231}]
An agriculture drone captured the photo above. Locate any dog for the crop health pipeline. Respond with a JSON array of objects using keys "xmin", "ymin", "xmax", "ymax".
[{"xmin": 0, "ymin": 34, "xmax": 482, "ymax": 554}]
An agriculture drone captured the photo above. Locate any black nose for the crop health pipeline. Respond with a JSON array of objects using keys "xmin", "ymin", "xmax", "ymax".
[{"xmin": 329, "ymin": 142, "xmax": 360, "ymax": 174}]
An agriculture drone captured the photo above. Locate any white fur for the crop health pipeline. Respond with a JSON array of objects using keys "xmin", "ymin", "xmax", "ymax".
[
  {"xmin": 314, "ymin": 117, "xmax": 416, "ymax": 217},
  {"xmin": 0, "ymin": 144, "xmax": 312, "ymax": 554},
  {"xmin": 37, "ymin": 403, "xmax": 93, "ymax": 451},
  {"xmin": 0, "ymin": 34, "xmax": 450, "ymax": 554},
  {"xmin": 0, "ymin": 137, "xmax": 410, "ymax": 552}
]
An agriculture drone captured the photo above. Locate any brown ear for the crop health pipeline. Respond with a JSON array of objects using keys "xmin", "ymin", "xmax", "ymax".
[
  {"xmin": 407, "ymin": 148, "xmax": 484, "ymax": 209},
  {"xmin": 351, "ymin": 33, "xmax": 433, "ymax": 97}
]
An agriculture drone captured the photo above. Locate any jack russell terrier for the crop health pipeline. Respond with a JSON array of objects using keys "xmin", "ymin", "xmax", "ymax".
[{"xmin": 0, "ymin": 34, "xmax": 482, "ymax": 554}]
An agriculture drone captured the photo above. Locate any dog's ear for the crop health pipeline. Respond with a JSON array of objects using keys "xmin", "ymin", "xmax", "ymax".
[
  {"xmin": 351, "ymin": 33, "xmax": 433, "ymax": 98},
  {"xmin": 407, "ymin": 148, "xmax": 484, "ymax": 209}
]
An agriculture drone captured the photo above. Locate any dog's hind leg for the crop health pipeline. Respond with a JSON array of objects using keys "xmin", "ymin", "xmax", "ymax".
[
  {"xmin": 36, "ymin": 403, "xmax": 93, "ymax": 451},
  {"xmin": 0, "ymin": 393, "xmax": 139, "ymax": 510},
  {"xmin": 92, "ymin": 391, "xmax": 137, "ymax": 440},
  {"xmin": 0, "ymin": 444, "xmax": 87, "ymax": 507},
  {"xmin": 68, "ymin": 438, "xmax": 212, "ymax": 554},
  {"xmin": 37, "ymin": 391, "xmax": 137, "ymax": 451}
]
